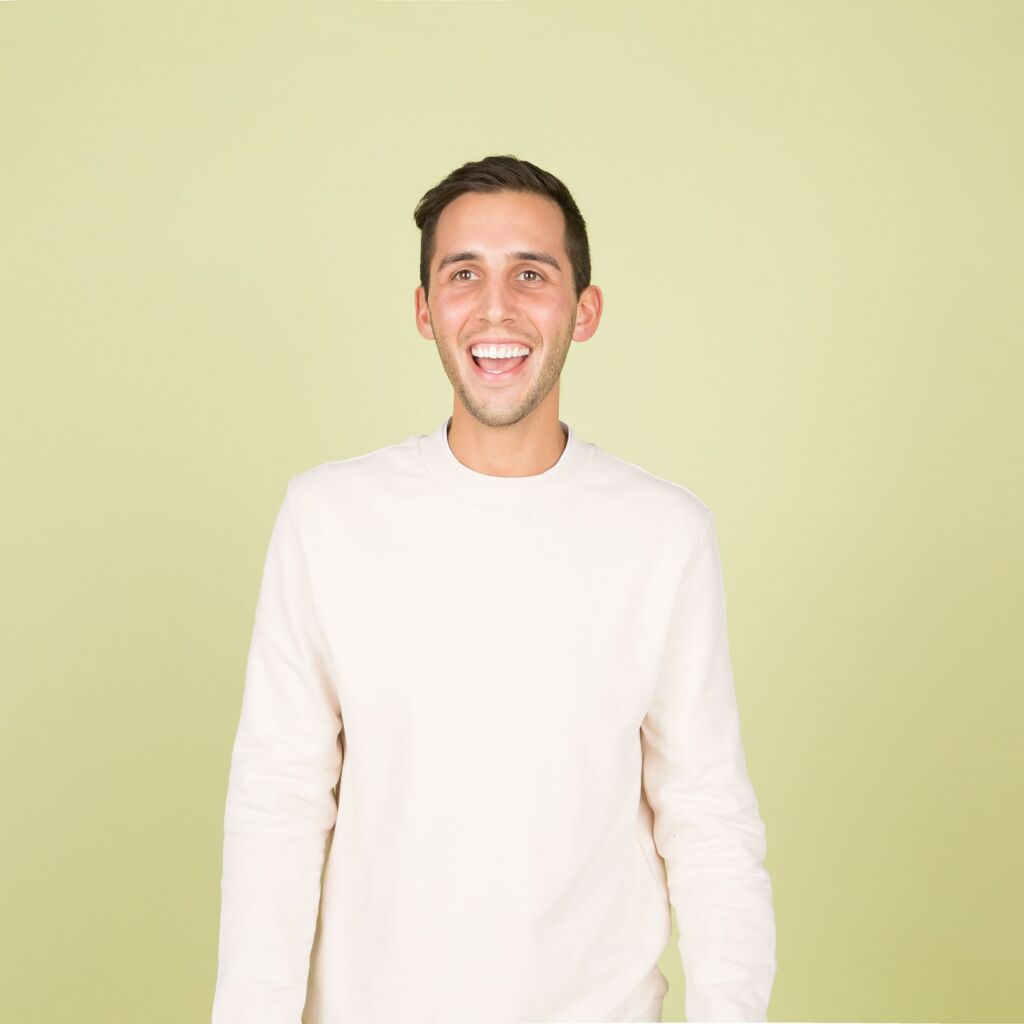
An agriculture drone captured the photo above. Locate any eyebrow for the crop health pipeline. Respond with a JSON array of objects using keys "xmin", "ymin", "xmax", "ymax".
[{"xmin": 436, "ymin": 250, "xmax": 563, "ymax": 273}]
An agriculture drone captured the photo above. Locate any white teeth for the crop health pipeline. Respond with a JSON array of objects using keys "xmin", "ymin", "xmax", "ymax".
[{"xmin": 470, "ymin": 344, "xmax": 530, "ymax": 358}]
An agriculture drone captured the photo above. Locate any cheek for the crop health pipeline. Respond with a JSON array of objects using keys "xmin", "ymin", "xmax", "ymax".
[
  {"xmin": 530, "ymin": 289, "xmax": 573, "ymax": 315},
  {"xmin": 532, "ymin": 300, "xmax": 574, "ymax": 335},
  {"xmin": 434, "ymin": 302, "xmax": 477, "ymax": 338}
]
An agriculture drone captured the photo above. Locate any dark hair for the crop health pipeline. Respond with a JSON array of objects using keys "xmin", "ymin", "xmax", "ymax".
[{"xmin": 413, "ymin": 154, "xmax": 591, "ymax": 302}]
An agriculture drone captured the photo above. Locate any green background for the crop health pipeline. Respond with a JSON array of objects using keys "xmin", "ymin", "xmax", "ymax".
[{"xmin": 2, "ymin": 1, "xmax": 1021, "ymax": 1021}]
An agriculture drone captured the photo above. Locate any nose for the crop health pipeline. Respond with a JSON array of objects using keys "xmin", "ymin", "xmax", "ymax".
[{"xmin": 475, "ymin": 273, "xmax": 518, "ymax": 327}]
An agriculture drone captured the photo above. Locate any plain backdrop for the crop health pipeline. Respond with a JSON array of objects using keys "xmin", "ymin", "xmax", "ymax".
[{"xmin": 1, "ymin": 1, "xmax": 1021, "ymax": 1021}]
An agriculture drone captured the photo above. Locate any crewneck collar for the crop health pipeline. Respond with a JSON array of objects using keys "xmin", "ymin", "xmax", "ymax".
[{"xmin": 419, "ymin": 415, "xmax": 595, "ymax": 511}]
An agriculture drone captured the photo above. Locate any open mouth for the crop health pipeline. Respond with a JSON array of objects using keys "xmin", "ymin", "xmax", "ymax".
[{"xmin": 469, "ymin": 350, "xmax": 531, "ymax": 382}]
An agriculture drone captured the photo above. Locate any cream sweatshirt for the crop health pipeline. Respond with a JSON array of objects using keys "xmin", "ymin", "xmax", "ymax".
[{"xmin": 212, "ymin": 415, "xmax": 777, "ymax": 1024}]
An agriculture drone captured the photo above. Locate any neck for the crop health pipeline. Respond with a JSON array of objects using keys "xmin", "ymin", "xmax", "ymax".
[
  {"xmin": 419, "ymin": 412, "xmax": 595, "ymax": 512},
  {"xmin": 446, "ymin": 410, "xmax": 568, "ymax": 479}
]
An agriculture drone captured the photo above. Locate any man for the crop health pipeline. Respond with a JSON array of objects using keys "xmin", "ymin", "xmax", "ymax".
[{"xmin": 212, "ymin": 155, "xmax": 777, "ymax": 1023}]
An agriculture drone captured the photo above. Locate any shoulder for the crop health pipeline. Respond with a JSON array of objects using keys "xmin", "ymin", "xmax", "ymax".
[
  {"xmin": 587, "ymin": 442, "xmax": 712, "ymax": 538},
  {"xmin": 283, "ymin": 432, "xmax": 422, "ymax": 521}
]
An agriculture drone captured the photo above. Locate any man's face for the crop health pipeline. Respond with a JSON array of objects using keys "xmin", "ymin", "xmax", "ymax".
[{"xmin": 414, "ymin": 190, "xmax": 601, "ymax": 429}]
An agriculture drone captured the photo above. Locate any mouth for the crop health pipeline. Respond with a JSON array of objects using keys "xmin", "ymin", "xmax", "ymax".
[{"xmin": 467, "ymin": 348, "xmax": 532, "ymax": 383}]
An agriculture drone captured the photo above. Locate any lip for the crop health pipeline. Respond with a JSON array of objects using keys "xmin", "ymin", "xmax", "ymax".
[{"xmin": 466, "ymin": 346, "xmax": 532, "ymax": 383}]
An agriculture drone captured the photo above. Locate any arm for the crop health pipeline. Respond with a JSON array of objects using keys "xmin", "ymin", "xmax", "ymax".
[
  {"xmin": 212, "ymin": 478, "xmax": 344, "ymax": 1024},
  {"xmin": 640, "ymin": 509, "xmax": 777, "ymax": 1022}
]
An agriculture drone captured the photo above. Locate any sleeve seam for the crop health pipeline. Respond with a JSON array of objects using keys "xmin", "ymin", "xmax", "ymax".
[
  {"xmin": 678, "ymin": 506, "xmax": 714, "ymax": 589},
  {"xmin": 282, "ymin": 477, "xmax": 337, "ymax": 695},
  {"xmin": 643, "ymin": 506, "xmax": 715, "ymax": 723}
]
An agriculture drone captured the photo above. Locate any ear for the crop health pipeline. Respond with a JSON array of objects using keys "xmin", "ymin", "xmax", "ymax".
[
  {"xmin": 414, "ymin": 285, "xmax": 435, "ymax": 340},
  {"xmin": 571, "ymin": 285, "xmax": 604, "ymax": 342}
]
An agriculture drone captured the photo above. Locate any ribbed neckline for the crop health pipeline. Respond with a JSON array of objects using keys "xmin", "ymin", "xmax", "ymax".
[{"xmin": 418, "ymin": 414, "xmax": 596, "ymax": 511}]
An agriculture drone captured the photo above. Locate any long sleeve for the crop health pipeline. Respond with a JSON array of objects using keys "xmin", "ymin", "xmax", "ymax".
[
  {"xmin": 212, "ymin": 478, "xmax": 344, "ymax": 1024},
  {"xmin": 640, "ymin": 509, "xmax": 777, "ymax": 1022}
]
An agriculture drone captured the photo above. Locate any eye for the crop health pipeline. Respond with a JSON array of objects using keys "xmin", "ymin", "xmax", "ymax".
[
  {"xmin": 520, "ymin": 270, "xmax": 543, "ymax": 282},
  {"xmin": 452, "ymin": 269, "xmax": 476, "ymax": 281}
]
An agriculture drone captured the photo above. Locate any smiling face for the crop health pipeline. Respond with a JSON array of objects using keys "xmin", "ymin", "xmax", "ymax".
[{"xmin": 414, "ymin": 190, "xmax": 602, "ymax": 429}]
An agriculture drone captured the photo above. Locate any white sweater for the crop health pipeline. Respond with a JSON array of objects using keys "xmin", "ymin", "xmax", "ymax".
[{"xmin": 212, "ymin": 415, "xmax": 777, "ymax": 1024}]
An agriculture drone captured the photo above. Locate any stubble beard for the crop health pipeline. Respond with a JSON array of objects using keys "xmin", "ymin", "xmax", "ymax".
[{"xmin": 433, "ymin": 312, "xmax": 576, "ymax": 429}]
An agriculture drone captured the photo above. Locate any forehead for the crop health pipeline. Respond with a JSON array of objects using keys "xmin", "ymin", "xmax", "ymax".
[{"xmin": 433, "ymin": 191, "xmax": 566, "ymax": 262}]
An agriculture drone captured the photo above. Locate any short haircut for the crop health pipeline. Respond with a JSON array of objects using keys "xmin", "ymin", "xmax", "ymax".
[{"xmin": 413, "ymin": 154, "xmax": 591, "ymax": 302}]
